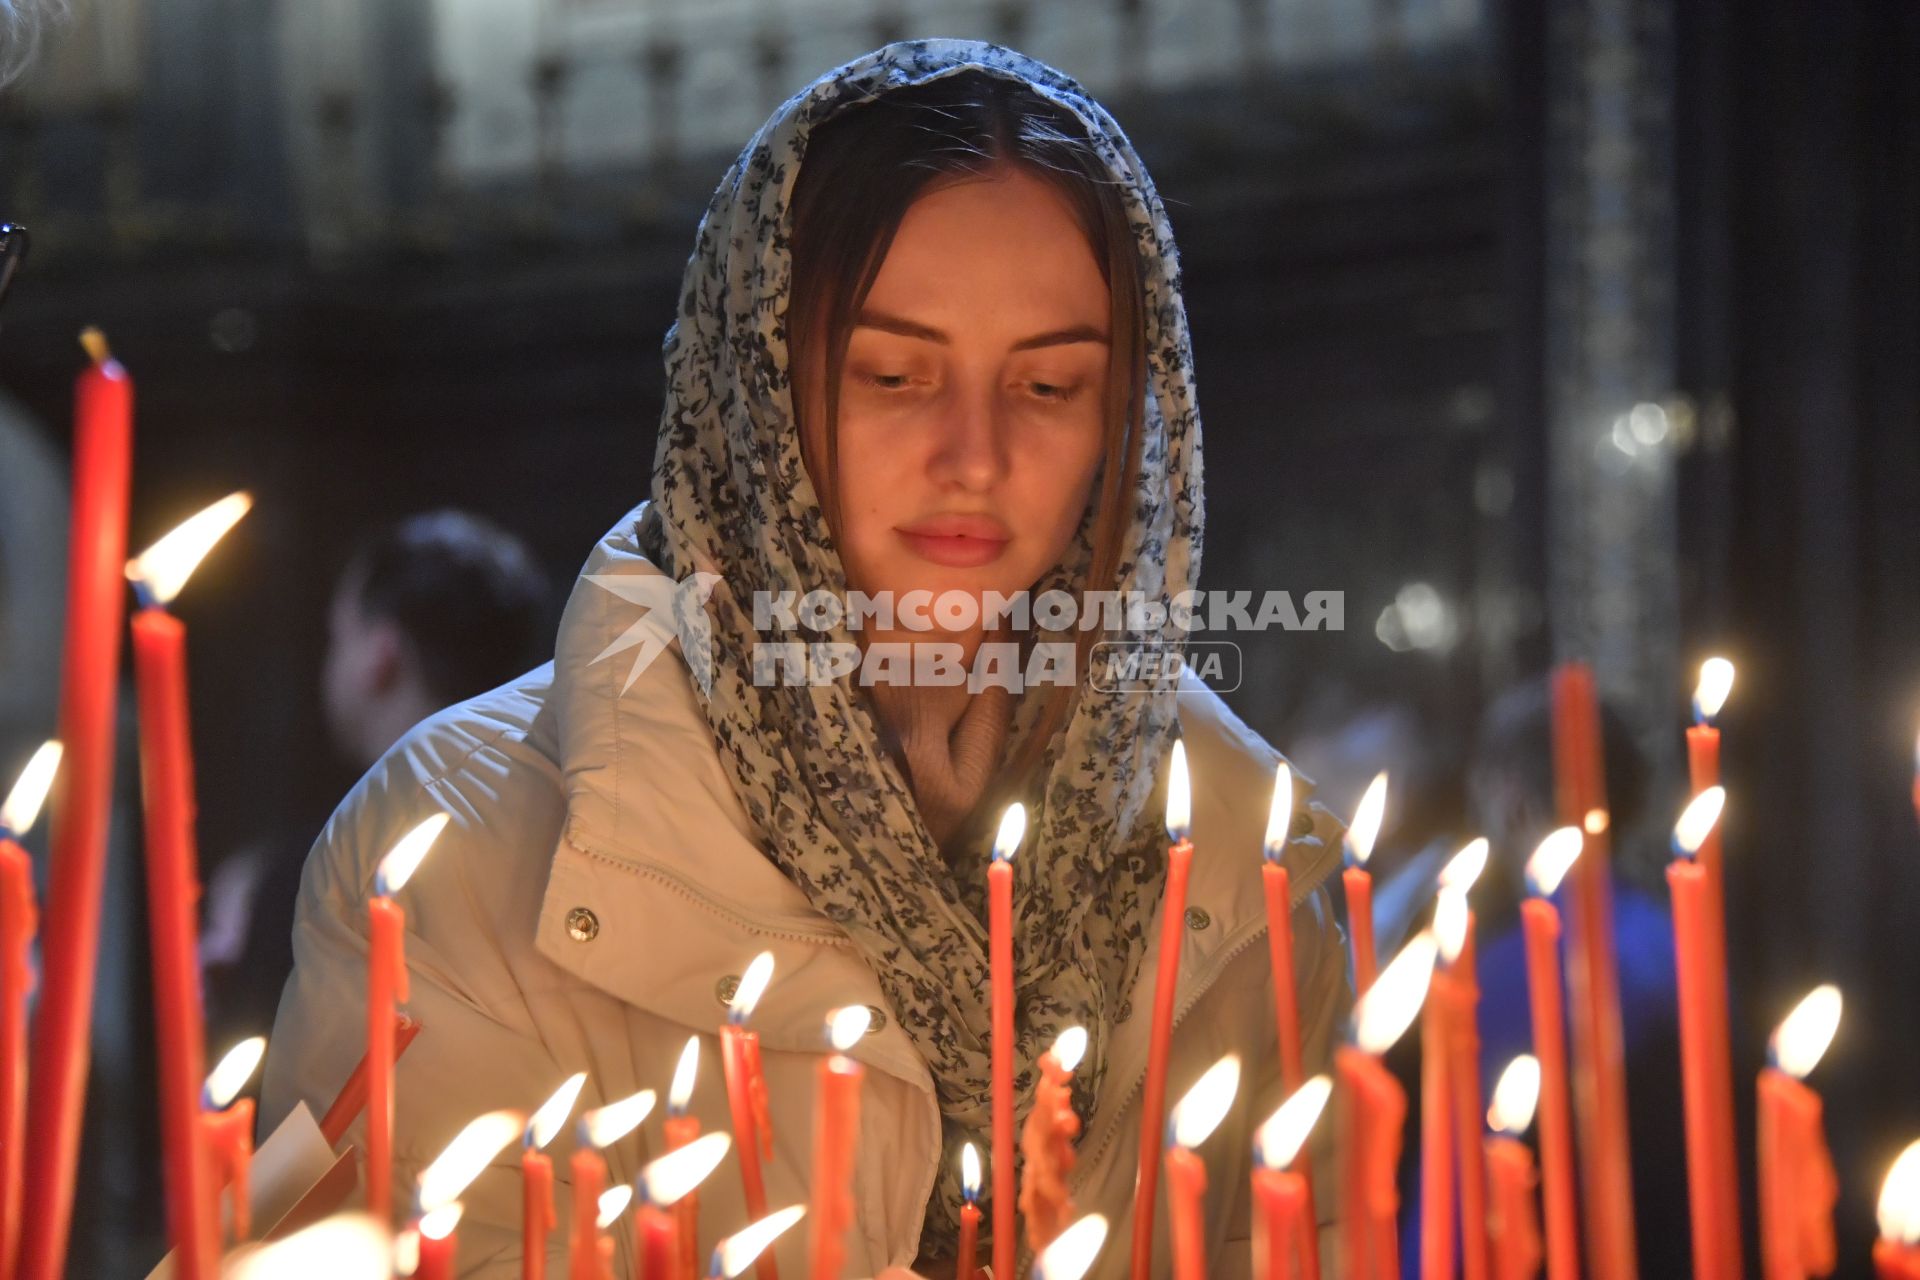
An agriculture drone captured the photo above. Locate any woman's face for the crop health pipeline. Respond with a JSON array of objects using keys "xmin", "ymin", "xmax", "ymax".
[{"xmin": 799, "ymin": 166, "xmax": 1113, "ymax": 623}]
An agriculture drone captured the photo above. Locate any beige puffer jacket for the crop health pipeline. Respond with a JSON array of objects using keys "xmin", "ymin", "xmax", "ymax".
[{"xmin": 261, "ymin": 504, "xmax": 1352, "ymax": 1278}]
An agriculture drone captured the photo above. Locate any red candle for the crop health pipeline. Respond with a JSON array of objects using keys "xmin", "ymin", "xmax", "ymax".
[
  {"xmin": 1688, "ymin": 658, "xmax": 1743, "ymax": 1275},
  {"xmin": 957, "ymin": 1143, "xmax": 982, "ymax": 1280},
  {"xmin": 368, "ymin": 811, "xmax": 452, "ymax": 1222},
  {"xmin": 720, "ymin": 951, "xmax": 778, "ymax": 1280},
  {"xmin": 415, "ymin": 1204, "xmax": 464, "ymax": 1280},
  {"xmin": 1521, "ymin": 830, "xmax": 1583, "ymax": 1280},
  {"xmin": 319, "ymin": 1011, "xmax": 422, "ymax": 1146},
  {"xmin": 1341, "ymin": 772, "xmax": 1389, "ymax": 998},
  {"xmin": 18, "ymin": 329, "xmax": 133, "ymax": 1280},
  {"xmin": 1339, "ymin": 933, "xmax": 1437, "ymax": 1280},
  {"xmin": 1548, "ymin": 663, "xmax": 1637, "ymax": 1280},
  {"xmin": 667, "ymin": 1036, "xmax": 704, "ymax": 1280},
  {"xmin": 1876, "ymin": 1141, "xmax": 1920, "ymax": 1280},
  {"xmin": 1421, "ymin": 981, "xmax": 1456, "ymax": 1280},
  {"xmin": 571, "ymin": 1090, "xmax": 659, "ymax": 1280},
  {"xmin": 1261, "ymin": 762, "xmax": 1320, "ymax": 1280},
  {"xmin": 1433, "ymin": 858, "xmax": 1492, "ymax": 1280},
  {"xmin": 1131, "ymin": 745, "xmax": 1193, "ymax": 1280},
  {"xmin": 1670, "ymin": 788, "xmax": 1737, "ymax": 1280},
  {"xmin": 523, "ymin": 1073, "xmax": 588, "ymax": 1280},
  {"xmin": 201, "ymin": 1035, "xmax": 267, "ymax": 1244},
  {"xmin": 1758, "ymin": 987, "xmax": 1841, "ymax": 1280},
  {"xmin": 1020, "ymin": 1025, "xmax": 1085, "ymax": 1253},
  {"xmin": 1486, "ymin": 1055, "xmax": 1545, "ymax": 1280},
  {"xmin": 1166, "ymin": 1055, "xmax": 1240, "ymax": 1280},
  {"xmin": 1253, "ymin": 1075, "xmax": 1331, "ymax": 1280},
  {"xmin": 711, "ymin": 1205, "xmax": 807, "ymax": 1280},
  {"xmin": 126, "ymin": 494, "xmax": 253, "ymax": 1280},
  {"xmin": 989, "ymin": 803, "xmax": 1025, "ymax": 1280},
  {"xmin": 638, "ymin": 1132, "xmax": 732, "ymax": 1280},
  {"xmin": 1, "ymin": 741, "xmax": 59, "ymax": 1277},
  {"xmin": 806, "ymin": 1007, "xmax": 869, "ymax": 1280}
]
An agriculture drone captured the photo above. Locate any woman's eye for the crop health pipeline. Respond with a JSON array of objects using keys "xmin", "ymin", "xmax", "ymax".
[
  {"xmin": 856, "ymin": 372, "xmax": 914, "ymax": 391},
  {"xmin": 1027, "ymin": 380, "xmax": 1084, "ymax": 403}
]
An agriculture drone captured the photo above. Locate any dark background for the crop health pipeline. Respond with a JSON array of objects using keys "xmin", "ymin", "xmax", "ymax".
[{"xmin": 1, "ymin": 0, "xmax": 1915, "ymax": 1273}]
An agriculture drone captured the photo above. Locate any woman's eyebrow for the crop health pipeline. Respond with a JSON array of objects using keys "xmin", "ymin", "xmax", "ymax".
[{"xmin": 854, "ymin": 308, "xmax": 1110, "ymax": 350}]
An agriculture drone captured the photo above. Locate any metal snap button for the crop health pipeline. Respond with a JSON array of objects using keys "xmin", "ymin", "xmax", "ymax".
[
  {"xmin": 1291, "ymin": 809, "xmax": 1315, "ymax": 838},
  {"xmin": 1185, "ymin": 906, "xmax": 1212, "ymax": 931},
  {"xmin": 863, "ymin": 1005, "xmax": 887, "ymax": 1034},
  {"xmin": 565, "ymin": 907, "xmax": 600, "ymax": 942},
  {"xmin": 715, "ymin": 974, "xmax": 741, "ymax": 1007}
]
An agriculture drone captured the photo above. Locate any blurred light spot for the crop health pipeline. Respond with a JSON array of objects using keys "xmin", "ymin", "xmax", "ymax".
[{"xmin": 1375, "ymin": 582, "xmax": 1459, "ymax": 654}]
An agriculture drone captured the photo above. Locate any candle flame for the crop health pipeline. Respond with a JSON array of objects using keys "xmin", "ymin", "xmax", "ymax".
[
  {"xmin": 125, "ymin": 491, "xmax": 253, "ymax": 607},
  {"xmin": 1263, "ymin": 761, "xmax": 1294, "ymax": 861},
  {"xmin": 375, "ymin": 811, "xmax": 451, "ymax": 897},
  {"xmin": 1434, "ymin": 888, "xmax": 1470, "ymax": 965},
  {"xmin": 1254, "ymin": 1074, "xmax": 1331, "ymax": 1170},
  {"xmin": 714, "ymin": 1205, "xmax": 807, "ymax": 1277},
  {"xmin": 203, "ymin": 1035, "xmax": 267, "ymax": 1110},
  {"xmin": 1672, "ymin": 786, "xmax": 1726, "ymax": 859},
  {"xmin": 417, "ymin": 1109, "xmax": 524, "ymax": 1212},
  {"xmin": 1355, "ymin": 932, "xmax": 1438, "ymax": 1056},
  {"xmin": 1582, "ymin": 808, "xmax": 1609, "ymax": 835},
  {"xmin": 962, "ymin": 1142, "xmax": 981, "ymax": 1197},
  {"xmin": 1165, "ymin": 740, "xmax": 1191, "ymax": 842},
  {"xmin": 1770, "ymin": 984, "xmax": 1841, "ymax": 1080},
  {"xmin": 394, "ymin": 1226, "xmax": 420, "ymax": 1277},
  {"xmin": 526, "ymin": 1072, "xmax": 588, "ymax": 1151},
  {"xmin": 669, "ymin": 1036, "xmax": 700, "ymax": 1113},
  {"xmin": 1438, "ymin": 837, "xmax": 1490, "ymax": 895},
  {"xmin": 639, "ymin": 1131, "xmax": 730, "ymax": 1206},
  {"xmin": 828, "ymin": 1005, "xmax": 872, "ymax": 1053},
  {"xmin": 595, "ymin": 1185, "xmax": 632, "ymax": 1230},
  {"xmin": 1170, "ymin": 1054, "xmax": 1240, "ymax": 1149},
  {"xmin": 730, "ymin": 951, "xmax": 775, "ymax": 1023},
  {"xmin": 993, "ymin": 802, "xmax": 1028, "ymax": 862},
  {"xmin": 1051, "ymin": 1025, "xmax": 1088, "ymax": 1075},
  {"xmin": 1526, "ymin": 827, "xmax": 1584, "ymax": 897},
  {"xmin": 1879, "ymin": 1140, "xmax": 1920, "ymax": 1246},
  {"xmin": 1345, "ymin": 772, "xmax": 1388, "ymax": 867},
  {"xmin": 79, "ymin": 328, "xmax": 112, "ymax": 367},
  {"xmin": 227, "ymin": 1213, "xmax": 392, "ymax": 1280},
  {"xmin": 1035, "ymin": 1212, "xmax": 1109, "ymax": 1280},
  {"xmin": 1693, "ymin": 656, "xmax": 1735, "ymax": 723},
  {"xmin": 1488, "ymin": 1055, "xmax": 1541, "ymax": 1135},
  {"xmin": 1, "ymin": 740, "xmax": 62, "ymax": 836},
  {"xmin": 582, "ymin": 1089, "xmax": 656, "ymax": 1149},
  {"xmin": 418, "ymin": 1202, "xmax": 462, "ymax": 1242}
]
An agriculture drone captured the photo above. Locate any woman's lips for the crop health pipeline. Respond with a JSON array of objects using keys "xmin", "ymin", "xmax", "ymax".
[{"xmin": 895, "ymin": 515, "xmax": 1012, "ymax": 568}]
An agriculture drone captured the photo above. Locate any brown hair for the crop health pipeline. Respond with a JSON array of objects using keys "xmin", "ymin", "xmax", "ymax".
[{"xmin": 786, "ymin": 68, "xmax": 1148, "ymax": 780}]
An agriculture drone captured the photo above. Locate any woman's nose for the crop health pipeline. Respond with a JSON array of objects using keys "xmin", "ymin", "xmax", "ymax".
[{"xmin": 926, "ymin": 384, "xmax": 1009, "ymax": 492}]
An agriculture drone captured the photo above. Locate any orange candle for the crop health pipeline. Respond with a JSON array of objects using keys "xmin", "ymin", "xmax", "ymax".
[
  {"xmin": 523, "ymin": 1073, "xmax": 588, "ymax": 1280},
  {"xmin": 720, "ymin": 952, "xmax": 777, "ymax": 1280},
  {"xmin": 989, "ymin": 804, "xmax": 1026, "ymax": 1280},
  {"xmin": 710, "ymin": 1206, "xmax": 807, "ymax": 1280},
  {"xmin": 666, "ymin": 1036, "xmax": 704, "ymax": 1280},
  {"xmin": 1520, "ymin": 829, "xmax": 1582, "ymax": 1280},
  {"xmin": 1758, "ymin": 987, "xmax": 1841, "ymax": 1280},
  {"xmin": 1435, "ymin": 841, "xmax": 1492, "ymax": 1280},
  {"xmin": 368, "ymin": 812, "xmax": 453, "ymax": 1222},
  {"xmin": 1339, "ymin": 933, "xmax": 1438, "ymax": 1280},
  {"xmin": 1876, "ymin": 1141, "xmax": 1920, "ymax": 1280},
  {"xmin": 1261, "ymin": 763, "xmax": 1320, "ymax": 1280},
  {"xmin": 415, "ymin": 1109, "xmax": 527, "ymax": 1280},
  {"xmin": 319, "ymin": 1011, "xmax": 422, "ymax": 1146},
  {"xmin": 415, "ymin": 1204, "xmax": 464, "ymax": 1280},
  {"xmin": 1669, "ymin": 788, "xmax": 1736, "ymax": 1280},
  {"xmin": 1020, "ymin": 1025, "xmax": 1086, "ymax": 1253},
  {"xmin": 1131, "ymin": 745, "xmax": 1193, "ymax": 1280},
  {"xmin": 201, "ymin": 1035, "xmax": 267, "ymax": 1244},
  {"xmin": 1, "ymin": 741, "xmax": 59, "ymax": 1277},
  {"xmin": 639, "ymin": 1133, "xmax": 732, "ymax": 1280},
  {"xmin": 1166, "ymin": 1055, "xmax": 1240, "ymax": 1280},
  {"xmin": 1341, "ymin": 772, "xmax": 1389, "ymax": 998},
  {"xmin": 1547, "ymin": 663, "xmax": 1637, "ymax": 1280},
  {"xmin": 1421, "ymin": 981, "xmax": 1456, "ymax": 1280},
  {"xmin": 1253, "ymin": 1075, "xmax": 1332, "ymax": 1280},
  {"xmin": 18, "ymin": 330, "xmax": 133, "ymax": 1280},
  {"xmin": 1688, "ymin": 658, "xmax": 1743, "ymax": 1274},
  {"xmin": 571, "ymin": 1090, "xmax": 658, "ymax": 1280},
  {"xmin": 805, "ymin": 1008, "xmax": 868, "ymax": 1280},
  {"xmin": 1486, "ymin": 1056, "xmax": 1544, "ymax": 1280},
  {"xmin": 957, "ymin": 1144, "xmax": 982, "ymax": 1280}
]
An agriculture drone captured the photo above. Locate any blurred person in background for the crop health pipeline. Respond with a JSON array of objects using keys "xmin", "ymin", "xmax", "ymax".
[{"xmin": 200, "ymin": 509, "xmax": 554, "ymax": 1047}]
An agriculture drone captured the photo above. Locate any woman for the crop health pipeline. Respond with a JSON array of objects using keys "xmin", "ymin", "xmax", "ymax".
[{"xmin": 262, "ymin": 39, "xmax": 1351, "ymax": 1278}]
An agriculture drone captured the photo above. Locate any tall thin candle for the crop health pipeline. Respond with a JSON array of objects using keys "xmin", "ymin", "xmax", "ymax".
[
  {"xmin": 720, "ymin": 951, "xmax": 778, "ymax": 1280},
  {"xmin": 1341, "ymin": 773, "xmax": 1389, "ymax": 997},
  {"xmin": 416, "ymin": 1108, "xmax": 524, "ymax": 1278},
  {"xmin": 637, "ymin": 1132, "xmax": 732, "ymax": 1280},
  {"xmin": 989, "ymin": 803, "xmax": 1027, "ymax": 1280},
  {"xmin": 1669, "ymin": 787, "xmax": 1736, "ymax": 1280},
  {"xmin": 569, "ymin": 1090, "xmax": 656, "ymax": 1280},
  {"xmin": 1521, "ymin": 828, "xmax": 1582, "ymax": 1280},
  {"xmin": 1, "ymin": 741, "xmax": 59, "ymax": 1277},
  {"xmin": 1688, "ymin": 658, "xmax": 1742, "ymax": 1275},
  {"xmin": 522, "ymin": 1073, "xmax": 588, "ymax": 1280},
  {"xmin": 709, "ymin": 1206, "xmax": 806, "ymax": 1279},
  {"xmin": 806, "ymin": 1007, "xmax": 870, "ymax": 1280},
  {"xmin": 1757, "ymin": 986, "xmax": 1841, "ymax": 1280},
  {"xmin": 666, "ymin": 1036, "xmax": 704, "ymax": 1280},
  {"xmin": 368, "ymin": 811, "xmax": 453, "ymax": 1222},
  {"xmin": 1020, "ymin": 1024, "xmax": 1086, "ymax": 1252},
  {"xmin": 1436, "ymin": 843, "xmax": 1492, "ymax": 1280},
  {"xmin": 201, "ymin": 1035, "xmax": 267, "ymax": 1244},
  {"xmin": 19, "ymin": 329, "xmax": 134, "ymax": 1280},
  {"xmin": 1166, "ymin": 1055, "xmax": 1240, "ymax": 1280},
  {"xmin": 1876, "ymin": 1142, "xmax": 1920, "ymax": 1280},
  {"xmin": 1261, "ymin": 763, "xmax": 1320, "ymax": 1280},
  {"xmin": 1253, "ymin": 1076, "xmax": 1331, "ymax": 1280},
  {"xmin": 414, "ymin": 1204, "xmax": 465, "ymax": 1280},
  {"xmin": 957, "ymin": 1144, "xmax": 982, "ymax": 1280},
  {"xmin": 1486, "ymin": 1056, "xmax": 1544, "ymax": 1280},
  {"xmin": 1131, "ymin": 743, "xmax": 1193, "ymax": 1280}
]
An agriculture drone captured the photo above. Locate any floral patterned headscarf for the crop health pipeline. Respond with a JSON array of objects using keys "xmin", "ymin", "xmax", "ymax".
[{"xmin": 634, "ymin": 38, "xmax": 1204, "ymax": 1251}]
